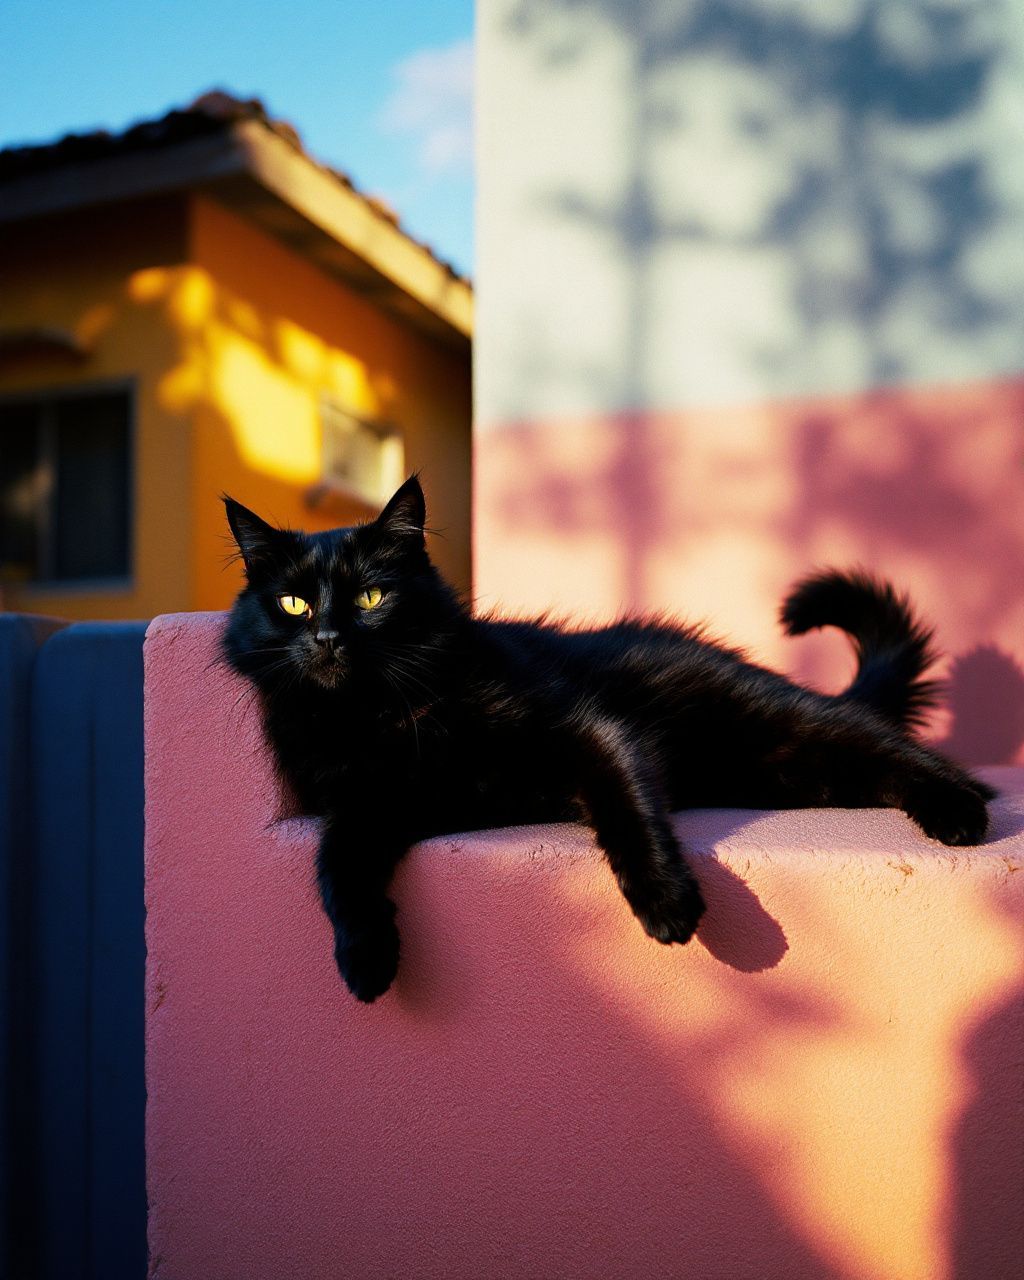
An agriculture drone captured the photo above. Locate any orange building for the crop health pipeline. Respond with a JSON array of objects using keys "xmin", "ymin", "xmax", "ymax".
[{"xmin": 0, "ymin": 92, "xmax": 472, "ymax": 620}]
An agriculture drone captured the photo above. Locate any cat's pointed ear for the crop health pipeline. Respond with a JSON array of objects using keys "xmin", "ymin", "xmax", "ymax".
[
  {"xmin": 223, "ymin": 496, "xmax": 291, "ymax": 575},
  {"xmin": 376, "ymin": 475, "xmax": 426, "ymax": 543}
]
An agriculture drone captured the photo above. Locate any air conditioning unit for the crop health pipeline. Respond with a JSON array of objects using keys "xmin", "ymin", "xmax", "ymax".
[{"xmin": 315, "ymin": 397, "xmax": 404, "ymax": 508}]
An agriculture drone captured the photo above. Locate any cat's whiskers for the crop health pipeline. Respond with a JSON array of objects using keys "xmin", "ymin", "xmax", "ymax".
[
  {"xmin": 230, "ymin": 649, "xmax": 311, "ymax": 709},
  {"xmin": 380, "ymin": 661, "xmax": 436, "ymax": 704},
  {"xmin": 375, "ymin": 644, "xmax": 443, "ymax": 698},
  {"xmin": 379, "ymin": 667, "xmax": 423, "ymax": 759},
  {"xmin": 376, "ymin": 655, "xmax": 448, "ymax": 737}
]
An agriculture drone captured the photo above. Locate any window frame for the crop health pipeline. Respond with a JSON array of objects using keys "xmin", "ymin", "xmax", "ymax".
[{"xmin": 0, "ymin": 378, "xmax": 136, "ymax": 592}]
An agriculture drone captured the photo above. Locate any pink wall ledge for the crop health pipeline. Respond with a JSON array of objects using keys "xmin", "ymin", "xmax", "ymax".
[{"xmin": 145, "ymin": 612, "xmax": 1024, "ymax": 1280}]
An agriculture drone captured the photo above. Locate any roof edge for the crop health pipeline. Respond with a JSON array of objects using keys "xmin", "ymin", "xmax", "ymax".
[
  {"xmin": 229, "ymin": 120, "xmax": 472, "ymax": 341},
  {"xmin": 0, "ymin": 98, "xmax": 472, "ymax": 344}
]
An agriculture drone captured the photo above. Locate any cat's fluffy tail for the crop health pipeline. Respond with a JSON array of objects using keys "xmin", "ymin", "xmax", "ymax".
[{"xmin": 780, "ymin": 568, "xmax": 941, "ymax": 731}]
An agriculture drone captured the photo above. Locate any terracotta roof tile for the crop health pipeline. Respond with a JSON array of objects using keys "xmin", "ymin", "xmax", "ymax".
[{"xmin": 0, "ymin": 90, "xmax": 470, "ymax": 285}]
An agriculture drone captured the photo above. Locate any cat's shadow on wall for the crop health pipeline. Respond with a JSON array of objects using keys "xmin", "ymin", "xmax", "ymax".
[
  {"xmin": 693, "ymin": 850, "xmax": 790, "ymax": 973},
  {"xmin": 936, "ymin": 644, "xmax": 1024, "ymax": 767}
]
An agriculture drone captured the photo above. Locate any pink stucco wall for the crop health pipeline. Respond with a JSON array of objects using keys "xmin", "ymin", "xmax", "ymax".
[
  {"xmin": 145, "ymin": 612, "xmax": 1024, "ymax": 1280},
  {"xmin": 474, "ymin": 383, "xmax": 1024, "ymax": 767}
]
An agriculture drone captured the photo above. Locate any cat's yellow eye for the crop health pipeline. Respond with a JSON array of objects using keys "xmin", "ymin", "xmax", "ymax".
[
  {"xmin": 278, "ymin": 594, "xmax": 312, "ymax": 618},
  {"xmin": 355, "ymin": 586, "xmax": 383, "ymax": 611}
]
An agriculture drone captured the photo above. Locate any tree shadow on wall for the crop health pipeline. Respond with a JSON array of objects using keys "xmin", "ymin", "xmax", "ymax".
[
  {"xmin": 491, "ymin": 0, "xmax": 1021, "ymax": 635},
  {"xmin": 503, "ymin": 0, "xmax": 1012, "ymax": 398},
  {"xmin": 393, "ymin": 828, "xmax": 852, "ymax": 1280},
  {"xmin": 786, "ymin": 409, "xmax": 1024, "ymax": 755},
  {"xmin": 949, "ymin": 886, "xmax": 1024, "ymax": 1280},
  {"xmin": 392, "ymin": 805, "xmax": 1024, "ymax": 1280}
]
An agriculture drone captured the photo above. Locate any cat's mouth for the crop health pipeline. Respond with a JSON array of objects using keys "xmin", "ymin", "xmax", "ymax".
[{"xmin": 307, "ymin": 653, "xmax": 348, "ymax": 688}]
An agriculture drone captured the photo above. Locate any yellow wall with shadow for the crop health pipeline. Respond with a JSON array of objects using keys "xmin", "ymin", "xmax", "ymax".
[{"xmin": 0, "ymin": 193, "xmax": 471, "ymax": 620}]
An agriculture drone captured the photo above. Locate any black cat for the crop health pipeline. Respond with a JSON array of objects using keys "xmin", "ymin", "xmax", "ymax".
[{"xmin": 222, "ymin": 476, "xmax": 993, "ymax": 1002}]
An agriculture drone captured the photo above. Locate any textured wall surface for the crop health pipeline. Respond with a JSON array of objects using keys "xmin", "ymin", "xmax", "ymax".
[
  {"xmin": 474, "ymin": 0, "xmax": 1024, "ymax": 762},
  {"xmin": 146, "ymin": 612, "xmax": 1024, "ymax": 1280}
]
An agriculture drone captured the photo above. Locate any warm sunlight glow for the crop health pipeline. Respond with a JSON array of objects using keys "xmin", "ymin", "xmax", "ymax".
[
  {"xmin": 275, "ymin": 320, "xmax": 329, "ymax": 385},
  {"xmin": 168, "ymin": 269, "xmax": 215, "ymax": 330},
  {"xmin": 211, "ymin": 341, "xmax": 320, "ymax": 481},
  {"xmin": 572, "ymin": 842, "xmax": 1024, "ymax": 1280},
  {"xmin": 128, "ymin": 266, "xmax": 173, "ymax": 303},
  {"xmin": 275, "ymin": 319, "xmax": 375, "ymax": 411}
]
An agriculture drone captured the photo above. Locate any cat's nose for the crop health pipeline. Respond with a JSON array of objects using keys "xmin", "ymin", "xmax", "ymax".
[{"xmin": 314, "ymin": 629, "xmax": 340, "ymax": 651}]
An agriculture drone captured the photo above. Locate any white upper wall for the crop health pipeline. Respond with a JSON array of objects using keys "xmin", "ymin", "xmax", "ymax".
[{"xmin": 477, "ymin": 0, "xmax": 1024, "ymax": 424}]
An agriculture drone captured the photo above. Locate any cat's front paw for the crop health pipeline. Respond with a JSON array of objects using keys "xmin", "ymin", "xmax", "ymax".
[
  {"xmin": 334, "ymin": 917, "xmax": 400, "ymax": 1003},
  {"xmin": 905, "ymin": 779, "xmax": 990, "ymax": 847},
  {"xmin": 628, "ymin": 866, "xmax": 706, "ymax": 946}
]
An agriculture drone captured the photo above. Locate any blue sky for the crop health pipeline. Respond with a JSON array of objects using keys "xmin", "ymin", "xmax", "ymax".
[{"xmin": 0, "ymin": 0, "xmax": 475, "ymax": 274}]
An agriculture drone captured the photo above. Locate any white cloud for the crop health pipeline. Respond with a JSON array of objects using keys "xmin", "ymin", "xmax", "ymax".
[{"xmin": 379, "ymin": 37, "xmax": 473, "ymax": 177}]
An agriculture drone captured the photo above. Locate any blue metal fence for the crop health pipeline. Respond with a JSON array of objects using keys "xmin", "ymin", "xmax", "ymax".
[
  {"xmin": 1, "ymin": 617, "xmax": 146, "ymax": 1280},
  {"xmin": 1, "ymin": 614, "xmax": 65, "ymax": 1280}
]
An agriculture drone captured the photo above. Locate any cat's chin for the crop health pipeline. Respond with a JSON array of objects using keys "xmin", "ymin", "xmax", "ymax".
[{"xmin": 308, "ymin": 665, "xmax": 347, "ymax": 690}]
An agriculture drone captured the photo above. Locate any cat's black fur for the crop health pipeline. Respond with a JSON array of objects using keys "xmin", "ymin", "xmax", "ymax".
[{"xmin": 222, "ymin": 477, "xmax": 994, "ymax": 1002}]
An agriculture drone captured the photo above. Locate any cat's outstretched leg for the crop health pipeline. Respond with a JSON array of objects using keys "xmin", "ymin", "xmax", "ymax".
[
  {"xmin": 896, "ymin": 755, "xmax": 993, "ymax": 847},
  {"xmin": 316, "ymin": 815, "xmax": 408, "ymax": 1002},
  {"xmin": 568, "ymin": 714, "xmax": 705, "ymax": 945},
  {"xmin": 777, "ymin": 715, "xmax": 993, "ymax": 847},
  {"xmin": 838, "ymin": 721, "xmax": 994, "ymax": 846}
]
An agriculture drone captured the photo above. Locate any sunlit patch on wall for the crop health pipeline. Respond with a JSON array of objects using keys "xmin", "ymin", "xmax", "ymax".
[
  {"xmin": 211, "ymin": 339, "xmax": 319, "ymax": 481},
  {"xmin": 570, "ymin": 850, "xmax": 1024, "ymax": 1280}
]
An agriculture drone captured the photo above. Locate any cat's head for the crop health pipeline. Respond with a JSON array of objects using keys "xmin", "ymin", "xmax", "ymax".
[{"xmin": 221, "ymin": 476, "xmax": 460, "ymax": 695}]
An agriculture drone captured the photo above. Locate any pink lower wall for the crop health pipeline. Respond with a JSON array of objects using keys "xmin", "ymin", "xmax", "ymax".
[
  {"xmin": 146, "ymin": 613, "xmax": 1024, "ymax": 1280},
  {"xmin": 474, "ymin": 379, "xmax": 1024, "ymax": 765}
]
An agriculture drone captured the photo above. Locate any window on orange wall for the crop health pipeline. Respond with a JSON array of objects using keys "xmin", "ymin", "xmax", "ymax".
[{"xmin": 0, "ymin": 385, "xmax": 132, "ymax": 585}]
